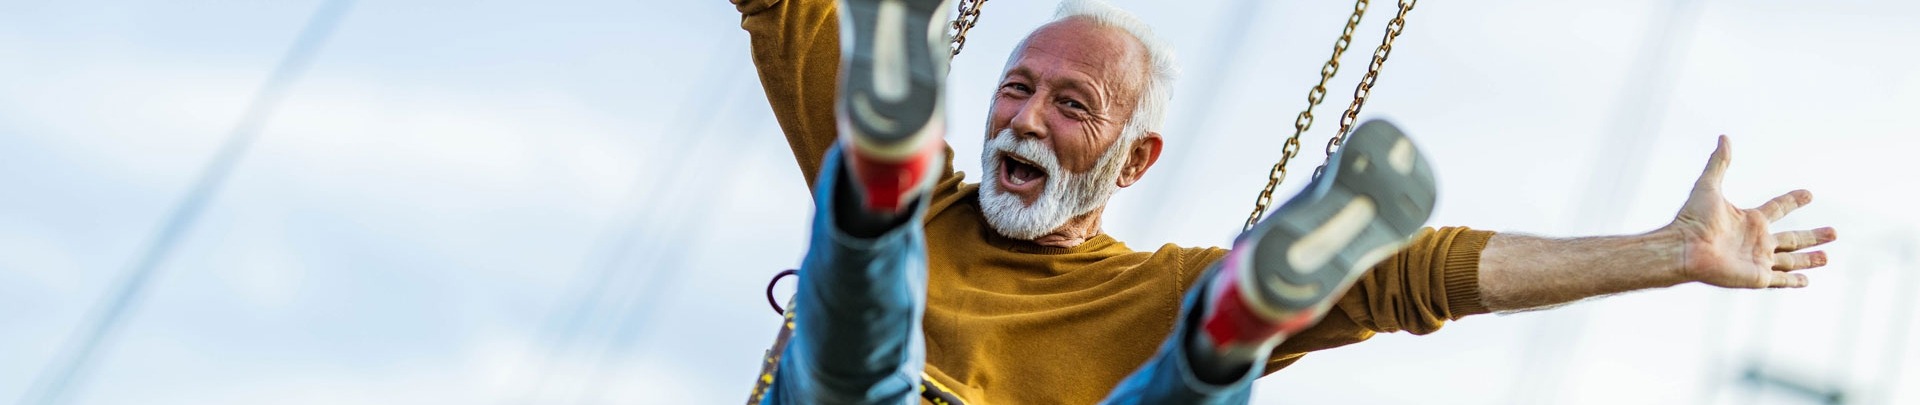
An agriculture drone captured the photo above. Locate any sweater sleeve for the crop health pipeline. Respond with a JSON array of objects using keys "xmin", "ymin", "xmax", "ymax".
[
  {"xmin": 735, "ymin": 0, "xmax": 961, "ymax": 192},
  {"xmin": 735, "ymin": 0, "xmax": 843, "ymax": 190},
  {"xmin": 1260, "ymin": 226, "xmax": 1496, "ymax": 375}
]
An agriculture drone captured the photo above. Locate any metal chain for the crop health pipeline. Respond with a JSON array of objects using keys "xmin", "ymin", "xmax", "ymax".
[
  {"xmin": 1314, "ymin": 0, "xmax": 1416, "ymax": 179},
  {"xmin": 1241, "ymin": 0, "xmax": 1372, "ymax": 232},
  {"xmin": 949, "ymin": 0, "xmax": 987, "ymax": 57}
]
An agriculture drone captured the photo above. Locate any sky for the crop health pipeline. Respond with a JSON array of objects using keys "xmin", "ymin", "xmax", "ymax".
[{"xmin": 1, "ymin": 0, "xmax": 1917, "ymax": 404}]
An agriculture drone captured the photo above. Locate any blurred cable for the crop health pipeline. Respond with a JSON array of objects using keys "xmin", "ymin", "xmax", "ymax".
[
  {"xmin": 1133, "ymin": 0, "xmax": 1262, "ymax": 236},
  {"xmin": 575, "ymin": 117, "xmax": 770, "ymax": 405},
  {"xmin": 1740, "ymin": 365, "xmax": 1847, "ymax": 404},
  {"xmin": 506, "ymin": 48, "xmax": 748, "ymax": 405},
  {"xmin": 571, "ymin": 55, "xmax": 767, "ymax": 405},
  {"xmin": 1507, "ymin": 0, "xmax": 1709, "ymax": 403},
  {"xmin": 15, "ymin": 2, "xmax": 355, "ymax": 404}
]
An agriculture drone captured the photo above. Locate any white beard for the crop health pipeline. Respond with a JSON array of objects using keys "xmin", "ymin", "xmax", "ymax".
[{"xmin": 978, "ymin": 128, "xmax": 1133, "ymax": 240}]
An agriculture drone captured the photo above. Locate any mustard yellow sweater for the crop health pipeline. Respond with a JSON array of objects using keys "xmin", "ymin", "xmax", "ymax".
[{"xmin": 734, "ymin": 1, "xmax": 1495, "ymax": 403}]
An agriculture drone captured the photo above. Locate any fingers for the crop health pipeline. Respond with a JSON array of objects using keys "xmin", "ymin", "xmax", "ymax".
[
  {"xmin": 1693, "ymin": 135, "xmax": 1732, "ymax": 191},
  {"xmin": 1773, "ymin": 250, "xmax": 1829, "ymax": 271},
  {"xmin": 1755, "ymin": 189, "xmax": 1814, "ymax": 222},
  {"xmin": 1773, "ymin": 227, "xmax": 1838, "ymax": 252},
  {"xmin": 1765, "ymin": 271, "xmax": 1810, "ymax": 289}
]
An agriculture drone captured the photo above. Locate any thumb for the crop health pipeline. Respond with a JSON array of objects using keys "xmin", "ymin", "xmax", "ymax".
[{"xmin": 1693, "ymin": 135, "xmax": 1732, "ymax": 192}]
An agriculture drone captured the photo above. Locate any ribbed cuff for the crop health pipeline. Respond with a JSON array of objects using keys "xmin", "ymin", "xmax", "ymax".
[{"xmin": 1442, "ymin": 229, "xmax": 1497, "ymax": 318}]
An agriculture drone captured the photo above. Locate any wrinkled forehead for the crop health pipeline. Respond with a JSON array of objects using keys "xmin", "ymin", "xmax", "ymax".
[{"xmin": 1003, "ymin": 17, "xmax": 1149, "ymax": 97}]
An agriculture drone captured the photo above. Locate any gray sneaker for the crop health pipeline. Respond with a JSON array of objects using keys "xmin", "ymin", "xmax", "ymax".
[
  {"xmin": 1200, "ymin": 119, "xmax": 1439, "ymax": 354},
  {"xmin": 836, "ymin": 0, "xmax": 952, "ymax": 213}
]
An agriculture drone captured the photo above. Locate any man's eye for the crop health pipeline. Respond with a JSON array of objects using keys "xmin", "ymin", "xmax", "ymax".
[
  {"xmin": 1002, "ymin": 83, "xmax": 1031, "ymax": 93},
  {"xmin": 1062, "ymin": 99, "xmax": 1087, "ymax": 111}
]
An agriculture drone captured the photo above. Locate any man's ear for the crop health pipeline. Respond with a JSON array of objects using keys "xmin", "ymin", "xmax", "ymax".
[{"xmin": 1117, "ymin": 132, "xmax": 1163, "ymax": 188}]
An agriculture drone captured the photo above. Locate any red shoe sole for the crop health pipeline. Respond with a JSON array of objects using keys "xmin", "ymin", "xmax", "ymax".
[{"xmin": 845, "ymin": 141, "xmax": 939, "ymax": 213}]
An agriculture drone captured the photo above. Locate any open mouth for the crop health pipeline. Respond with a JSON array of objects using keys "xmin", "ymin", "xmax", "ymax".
[{"xmin": 997, "ymin": 153, "xmax": 1048, "ymax": 195}]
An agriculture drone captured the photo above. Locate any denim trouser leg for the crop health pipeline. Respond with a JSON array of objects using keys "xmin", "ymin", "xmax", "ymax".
[
  {"xmin": 1100, "ymin": 263, "xmax": 1259, "ymax": 405},
  {"xmin": 762, "ymin": 146, "xmax": 928, "ymax": 405}
]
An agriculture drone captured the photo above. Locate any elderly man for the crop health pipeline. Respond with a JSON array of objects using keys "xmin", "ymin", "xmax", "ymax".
[{"xmin": 733, "ymin": 0, "xmax": 1838, "ymax": 403}]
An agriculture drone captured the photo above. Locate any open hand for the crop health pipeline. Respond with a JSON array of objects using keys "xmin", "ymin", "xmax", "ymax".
[{"xmin": 1666, "ymin": 136, "xmax": 1838, "ymax": 289}]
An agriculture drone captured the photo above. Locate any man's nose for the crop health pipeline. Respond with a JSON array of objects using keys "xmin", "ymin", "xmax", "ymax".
[{"xmin": 1007, "ymin": 98, "xmax": 1048, "ymax": 140}]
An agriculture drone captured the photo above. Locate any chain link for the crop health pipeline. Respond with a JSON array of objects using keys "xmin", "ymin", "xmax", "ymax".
[
  {"xmin": 1242, "ymin": 0, "xmax": 1372, "ymax": 232},
  {"xmin": 1314, "ymin": 0, "xmax": 1416, "ymax": 179},
  {"xmin": 949, "ymin": 0, "xmax": 987, "ymax": 57}
]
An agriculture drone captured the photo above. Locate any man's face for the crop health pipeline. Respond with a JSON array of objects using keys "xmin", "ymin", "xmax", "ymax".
[{"xmin": 978, "ymin": 18, "xmax": 1150, "ymax": 240}]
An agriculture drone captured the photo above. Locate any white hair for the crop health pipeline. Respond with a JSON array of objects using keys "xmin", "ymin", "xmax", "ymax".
[{"xmin": 1039, "ymin": 0, "xmax": 1179, "ymax": 142}]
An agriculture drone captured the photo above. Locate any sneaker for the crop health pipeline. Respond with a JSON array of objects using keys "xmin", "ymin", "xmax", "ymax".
[
  {"xmin": 836, "ymin": 0, "xmax": 953, "ymax": 213},
  {"xmin": 1198, "ymin": 119, "xmax": 1439, "ymax": 359}
]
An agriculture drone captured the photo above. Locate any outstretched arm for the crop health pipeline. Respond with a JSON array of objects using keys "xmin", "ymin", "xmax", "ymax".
[
  {"xmin": 1477, "ymin": 135, "xmax": 1837, "ymax": 311},
  {"xmin": 736, "ymin": 0, "xmax": 845, "ymax": 189},
  {"xmin": 736, "ymin": 0, "xmax": 960, "ymax": 191},
  {"xmin": 1260, "ymin": 136, "xmax": 1836, "ymax": 374}
]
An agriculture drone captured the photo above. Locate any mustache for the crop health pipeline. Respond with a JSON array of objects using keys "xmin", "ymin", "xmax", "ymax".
[{"xmin": 988, "ymin": 129, "xmax": 1060, "ymax": 176}]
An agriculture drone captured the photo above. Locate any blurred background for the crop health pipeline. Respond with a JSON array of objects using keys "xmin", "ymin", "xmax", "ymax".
[{"xmin": 2, "ymin": 0, "xmax": 1917, "ymax": 404}]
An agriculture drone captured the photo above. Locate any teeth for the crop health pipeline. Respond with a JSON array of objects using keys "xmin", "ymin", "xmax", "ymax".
[{"xmin": 1001, "ymin": 155, "xmax": 1044, "ymax": 187}]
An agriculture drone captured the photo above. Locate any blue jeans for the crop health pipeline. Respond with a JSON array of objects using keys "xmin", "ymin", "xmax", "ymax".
[{"xmin": 762, "ymin": 146, "xmax": 1258, "ymax": 405}]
